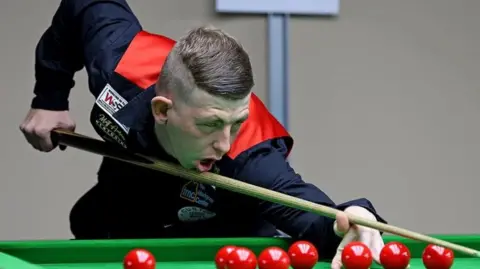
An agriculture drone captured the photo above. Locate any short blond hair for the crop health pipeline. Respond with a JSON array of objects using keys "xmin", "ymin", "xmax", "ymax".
[{"xmin": 158, "ymin": 26, "xmax": 254, "ymax": 100}]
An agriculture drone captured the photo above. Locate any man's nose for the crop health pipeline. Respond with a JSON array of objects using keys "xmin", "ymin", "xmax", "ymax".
[{"xmin": 213, "ymin": 129, "xmax": 231, "ymax": 155}]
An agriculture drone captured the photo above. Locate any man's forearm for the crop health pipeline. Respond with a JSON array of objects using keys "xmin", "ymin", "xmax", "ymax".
[
  {"xmin": 31, "ymin": 0, "xmax": 88, "ymax": 110},
  {"xmin": 31, "ymin": 0, "xmax": 138, "ymax": 110}
]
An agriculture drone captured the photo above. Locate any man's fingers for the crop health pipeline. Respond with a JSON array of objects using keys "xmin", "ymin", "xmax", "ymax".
[
  {"xmin": 55, "ymin": 122, "xmax": 75, "ymax": 151},
  {"xmin": 359, "ymin": 229, "xmax": 382, "ymax": 265},
  {"xmin": 21, "ymin": 125, "xmax": 42, "ymax": 150},
  {"xmin": 56, "ymin": 120, "xmax": 76, "ymax": 131},
  {"xmin": 330, "ymin": 257, "xmax": 342, "ymax": 269},
  {"xmin": 38, "ymin": 138, "xmax": 54, "ymax": 152},
  {"xmin": 359, "ymin": 229, "xmax": 372, "ymax": 252},
  {"xmin": 334, "ymin": 211, "xmax": 350, "ymax": 236},
  {"xmin": 25, "ymin": 134, "xmax": 42, "ymax": 151},
  {"xmin": 331, "ymin": 207, "xmax": 385, "ymax": 269},
  {"xmin": 51, "ymin": 127, "xmax": 64, "ymax": 150},
  {"xmin": 371, "ymin": 232, "xmax": 384, "ymax": 264},
  {"xmin": 331, "ymin": 228, "xmax": 358, "ymax": 269},
  {"xmin": 32, "ymin": 127, "xmax": 54, "ymax": 152}
]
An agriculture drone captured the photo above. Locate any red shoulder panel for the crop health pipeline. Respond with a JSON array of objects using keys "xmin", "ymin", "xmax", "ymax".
[
  {"xmin": 115, "ymin": 31, "xmax": 176, "ymax": 89},
  {"xmin": 227, "ymin": 94, "xmax": 294, "ymax": 159}
]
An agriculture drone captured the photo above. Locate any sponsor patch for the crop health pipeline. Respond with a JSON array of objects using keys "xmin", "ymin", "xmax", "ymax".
[
  {"xmin": 96, "ymin": 84, "xmax": 128, "ymax": 114},
  {"xmin": 95, "ymin": 112, "xmax": 128, "ymax": 148},
  {"xmin": 95, "ymin": 84, "xmax": 130, "ymax": 133},
  {"xmin": 177, "ymin": 206, "xmax": 216, "ymax": 222},
  {"xmin": 180, "ymin": 181, "xmax": 215, "ymax": 208}
]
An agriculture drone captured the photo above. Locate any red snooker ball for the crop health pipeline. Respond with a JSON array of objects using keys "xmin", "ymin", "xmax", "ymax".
[
  {"xmin": 215, "ymin": 245, "xmax": 237, "ymax": 269},
  {"xmin": 123, "ymin": 248, "xmax": 156, "ymax": 269},
  {"xmin": 341, "ymin": 242, "xmax": 373, "ymax": 269},
  {"xmin": 422, "ymin": 244, "xmax": 454, "ymax": 269},
  {"xmin": 258, "ymin": 246, "xmax": 290, "ymax": 269},
  {"xmin": 225, "ymin": 247, "xmax": 257, "ymax": 269},
  {"xmin": 287, "ymin": 240, "xmax": 318, "ymax": 269},
  {"xmin": 380, "ymin": 241, "xmax": 411, "ymax": 269}
]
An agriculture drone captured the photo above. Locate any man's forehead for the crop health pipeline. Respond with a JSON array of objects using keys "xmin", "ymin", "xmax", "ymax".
[{"xmin": 189, "ymin": 88, "xmax": 250, "ymax": 112}]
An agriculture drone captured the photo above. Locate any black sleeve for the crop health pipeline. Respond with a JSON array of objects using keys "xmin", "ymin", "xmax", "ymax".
[
  {"xmin": 233, "ymin": 139, "xmax": 387, "ymax": 258},
  {"xmin": 31, "ymin": 0, "xmax": 141, "ymax": 110}
]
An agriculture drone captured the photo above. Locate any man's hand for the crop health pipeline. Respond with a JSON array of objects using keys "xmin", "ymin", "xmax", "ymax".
[
  {"xmin": 331, "ymin": 206, "xmax": 385, "ymax": 269},
  {"xmin": 19, "ymin": 109, "xmax": 76, "ymax": 152}
]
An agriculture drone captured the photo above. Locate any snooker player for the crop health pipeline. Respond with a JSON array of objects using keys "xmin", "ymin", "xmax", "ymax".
[{"xmin": 19, "ymin": 1, "xmax": 387, "ymax": 268}]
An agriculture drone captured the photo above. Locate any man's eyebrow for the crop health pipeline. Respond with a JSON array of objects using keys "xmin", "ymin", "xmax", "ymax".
[
  {"xmin": 196, "ymin": 116, "xmax": 222, "ymax": 122},
  {"xmin": 197, "ymin": 114, "xmax": 249, "ymax": 123}
]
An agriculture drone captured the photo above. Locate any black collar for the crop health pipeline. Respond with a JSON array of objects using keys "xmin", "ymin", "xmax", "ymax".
[
  {"xmin": 113, "ymin": 86, "xmax": 167, "ymax": 156},
  {"xmin": 115, "ymin": 86, "xmax": 156, "ymax": 133}
]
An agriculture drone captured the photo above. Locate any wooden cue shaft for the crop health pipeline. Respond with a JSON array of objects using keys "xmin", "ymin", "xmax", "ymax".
[{"xmin": 52, "ymin": 129, "xmax": 480, "ymax": 258}]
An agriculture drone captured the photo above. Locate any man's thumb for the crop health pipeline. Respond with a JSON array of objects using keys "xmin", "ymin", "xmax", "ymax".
[
  {"xmin": 51, "ymin": 130, "xmax": 66, "ymax": 151},
  {"xmin": 56, "ymin": 120, "xmax": 75, "ymax": 151},
  {"xmin": 334, "ymin": 211, "xmax": 351, "ymax": 236}
]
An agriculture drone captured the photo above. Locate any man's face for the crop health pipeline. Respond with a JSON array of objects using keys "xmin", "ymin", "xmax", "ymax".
[{"xmin": 152, "ymin": 88, "xmax": 250, "ymax": 172}]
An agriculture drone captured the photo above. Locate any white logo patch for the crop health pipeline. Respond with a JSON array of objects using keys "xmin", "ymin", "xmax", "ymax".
[
  {"xmin": 177, "ymin": 206, "xmax": 216, "ymax": 222},
  {"xmin": 95, "ymin": 84, "xmax": 130, "ymax": 133},
  {"xmin": 179, "ymin": 181, "xmax": 215, "ymax": 208}
]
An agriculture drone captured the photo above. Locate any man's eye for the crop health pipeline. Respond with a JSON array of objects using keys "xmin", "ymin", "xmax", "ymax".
[{"xmin": 202, "ymin": 122, "xmax": 220, "ymax": 128}]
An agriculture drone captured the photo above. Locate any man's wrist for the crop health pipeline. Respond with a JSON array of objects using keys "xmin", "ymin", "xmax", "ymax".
[
  {"xmin": 31, "ymin": 80, "xmax": 72, "ymax": 110},
  {"xmin": 31, "ymin": 95, "xmax": 69, "ymax": 111}
]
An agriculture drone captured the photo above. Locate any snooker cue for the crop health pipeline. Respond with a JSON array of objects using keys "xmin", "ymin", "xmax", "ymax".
[{"xmin": 51, "ymin": 129, "xmax": 480, "ymax": 258}]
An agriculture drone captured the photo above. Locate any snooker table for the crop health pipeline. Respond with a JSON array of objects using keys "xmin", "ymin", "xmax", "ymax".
[{"xmin": 0, "ymin": 235, "xmax": 478, "ymax": 269}]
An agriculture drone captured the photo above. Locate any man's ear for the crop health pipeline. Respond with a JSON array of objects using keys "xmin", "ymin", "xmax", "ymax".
[{"xmin": 151, "ymin": 96, "xmax": 172, "ymax": 124}]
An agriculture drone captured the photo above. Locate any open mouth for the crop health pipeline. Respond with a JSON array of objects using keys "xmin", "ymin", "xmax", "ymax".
[{"xmin": 195, "ymin": 158, "xmax": 216, "ymax": 172}]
